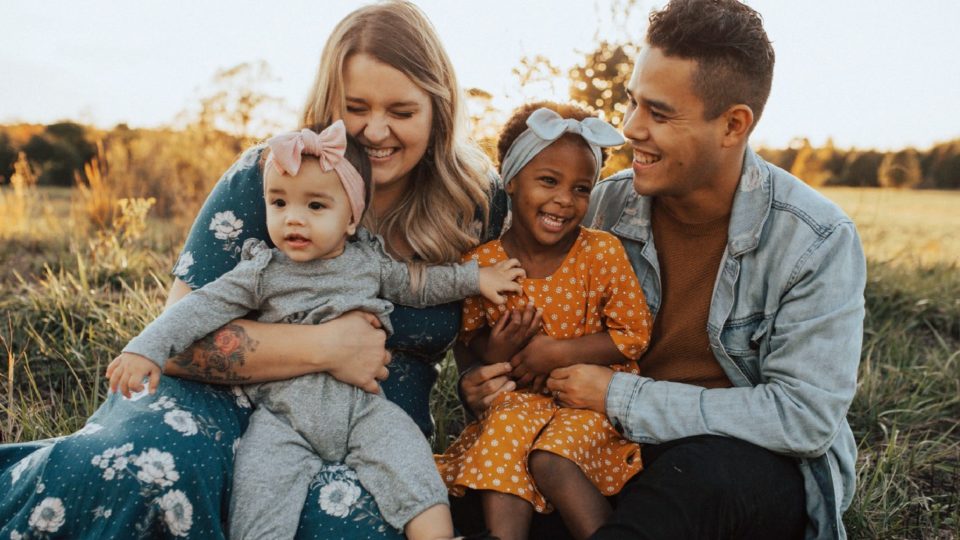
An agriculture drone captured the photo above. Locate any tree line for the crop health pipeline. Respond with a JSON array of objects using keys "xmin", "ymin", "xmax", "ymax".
[{"xmin": 3, "ymin": 43, "xmax": 957, "ymax": 195}]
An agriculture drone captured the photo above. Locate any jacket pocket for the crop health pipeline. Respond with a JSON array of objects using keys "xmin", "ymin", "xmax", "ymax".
[{"xmin": 719, "ymin": 315, "xmax": 769, "ymax": 384}]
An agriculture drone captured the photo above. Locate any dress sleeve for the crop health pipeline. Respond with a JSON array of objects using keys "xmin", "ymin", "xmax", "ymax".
[
  {"xmin": 458, "ymin": 246, "xmax": 499, "ymax": 343},
  {"xmin": 171, "ymin": 147, "xmax": 271, "ymax": 289},
  {"xmin": 595, "ymin": 233, "xmax": 652, "ymax": 361}
]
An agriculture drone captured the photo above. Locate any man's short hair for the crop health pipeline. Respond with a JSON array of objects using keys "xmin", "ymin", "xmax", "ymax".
[{"xmin": 647, "ymin": 0, "xmax": 775, "ymax": 126}]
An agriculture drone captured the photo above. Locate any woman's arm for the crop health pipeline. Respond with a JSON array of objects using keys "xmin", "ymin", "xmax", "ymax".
[{"xmin": 161, "ymin": 278, "xmax": 391, "ymax": 392}]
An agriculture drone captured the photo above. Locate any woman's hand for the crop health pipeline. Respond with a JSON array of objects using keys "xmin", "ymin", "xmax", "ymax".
[
  {"xmin": 546, "ymin": 364, "xmax": 615, "ymax": 414},
  {"xmin": 459, "ymin": 362, "xmax": 516, "ymax": 417},
  {"xmin": 322, "ymin": 311, "xmax": 391, "ymax": 394},
  {"xmin": 477, "ymin": 258, "xmax": 525, "ymax": 304}
]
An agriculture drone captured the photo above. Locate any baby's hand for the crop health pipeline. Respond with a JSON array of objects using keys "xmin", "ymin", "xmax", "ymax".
[
  {"xmin": 478, "ymin": 258, "xmax": 525, "ymax": 305},
  {"xmin": 485, "ymin": 302, "xmax": 543, "ymax": 365},
  {"xmin": 106, "ymin": 353, "xmax": 161, "ymax": 398}
]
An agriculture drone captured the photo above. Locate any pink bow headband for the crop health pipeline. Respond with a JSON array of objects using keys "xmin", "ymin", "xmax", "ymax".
[{"xmin": 265, "ymin": 120, "xmax": 366, "ymax": 224}]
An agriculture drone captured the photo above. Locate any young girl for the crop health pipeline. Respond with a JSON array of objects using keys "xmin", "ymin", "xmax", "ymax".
[
  {"xmin": 435, "ymin": 103, "xmax": 653, "ymax": 540},
  {"xmin": 107, "ymin": 121, "xmax": 520, "ymax": 540}
]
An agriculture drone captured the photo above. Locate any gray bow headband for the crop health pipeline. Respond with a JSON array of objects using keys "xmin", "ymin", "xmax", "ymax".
[{"xmin": 500, "ymin": 107, "xmax": 626, "ymax": 185}]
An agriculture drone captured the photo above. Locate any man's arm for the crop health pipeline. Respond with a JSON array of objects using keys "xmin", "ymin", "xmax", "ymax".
[{"xmin": 604, "ymin": 222, "xmax": 865, "ymax": 458}]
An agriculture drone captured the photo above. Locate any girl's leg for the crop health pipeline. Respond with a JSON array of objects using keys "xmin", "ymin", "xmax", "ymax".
[
  {"xmin": 481, "ymin": 490, "xmax": 533, "ymax": 540},
  {"xmin": 529, "ymin": 450, "xmax": 611, "ymax": 540}
]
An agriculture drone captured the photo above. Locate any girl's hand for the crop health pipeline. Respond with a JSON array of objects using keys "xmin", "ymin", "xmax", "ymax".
[
  {"xmin": 546, "ymin": 364, "xmax": 614, "ymax": 413},
  {"xmin": 106, "ymin": 353, "xmax": 161, "ymax": 398},
  {"xmin": 478, "ymin": 258, "xmax": 525, "ymax": 305},
  {"xmin": 459, "ymin": 362, "xmax": 516, "ymax": 417},
  {"xmin": 322, "ymin": 311, "xmax": 391, "ymax": 394},
  {"xmin": 510, "ymin": 334, "xmax": 565, "ymax": 388},
  {"xmin": 485, "ymin": 302, "xmax": 543, "ymax": 365}
]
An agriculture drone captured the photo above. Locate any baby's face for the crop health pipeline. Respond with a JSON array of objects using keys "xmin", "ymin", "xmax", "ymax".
[{"xmin": 264, "ymin": 159, "xmax": 356, "ymax": 262}]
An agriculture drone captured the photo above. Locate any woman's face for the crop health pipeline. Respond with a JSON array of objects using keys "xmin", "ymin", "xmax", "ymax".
[{"xmin": 339, "ymin": 53, "xmax": 434, "ymax": 197}]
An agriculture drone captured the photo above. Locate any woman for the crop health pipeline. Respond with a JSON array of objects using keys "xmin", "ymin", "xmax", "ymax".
[{"xmin": 0, "ymin": 2, "xmax": 507, "ymax": 538}]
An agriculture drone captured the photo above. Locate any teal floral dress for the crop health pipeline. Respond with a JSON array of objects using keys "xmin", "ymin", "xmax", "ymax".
[{"xmin": 0, "ymin": 147, "xmax": 507, "ymax": 539}]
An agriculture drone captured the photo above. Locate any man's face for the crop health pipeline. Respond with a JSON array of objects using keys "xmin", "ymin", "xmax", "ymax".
[{"xmin": 622, "ymin": 46, "xmax": 729, "ymax": 200}]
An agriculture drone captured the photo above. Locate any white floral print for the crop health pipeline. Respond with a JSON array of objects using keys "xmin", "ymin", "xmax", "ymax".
[
  {"xmin": 149, "ymin": 396, "xmax": 178, "ymax": 411},
  {"xmin": 172, "ymin": 251, "xmax": 195, "ymax": 277},
  {"xmin": 209, "ymin": 211, "xmax": 243, "ymax": 242},
  {"xmin": 134, "ymin": 448, "xmax": 180, "ymax": 487},
  {"xmin": 158, "ymin": 490, "xmax": 194, "ymax": 537},
  {"xmin": 231, "ymin": 386, "xmax": 251, "ymax": 408},
  {"xmin": 164, "ymin": 410, "xmax": 198, "ymax": 436},
  {"xmin": 318, "ymin": 480, "xmax": 361, "ymax": 518},
  {"xmin": 10, "ymin": 456, "xmax": 32, "ymax": 485},
  {"xmin": 28, "ymin": 497, "xmax": 66, "ymax": 533},
  {"xmin": 75, "ymin": 422, "xmax": 104, "ymax": 437},
  {"xmin": 10, "ymin": 530, "xmax": 23, "ymax": 540}
]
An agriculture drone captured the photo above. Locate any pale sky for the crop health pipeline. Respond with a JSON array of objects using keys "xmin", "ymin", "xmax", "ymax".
[{"xmin": 2, "ymin": 0, "xmax": 958, "ymax": 150}]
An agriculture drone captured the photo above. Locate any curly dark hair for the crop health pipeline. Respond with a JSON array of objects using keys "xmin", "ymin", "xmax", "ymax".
[
  {"xmin": 647, "ymin": 0, "xmax": 775, "ymax": 126},
  {"xmin": 260, "ymin": 129, "xmax": 373, "ymax": 218},
  {"xmin": 496, "ymin": 101, "xmax": 609, "ymax": 173}
]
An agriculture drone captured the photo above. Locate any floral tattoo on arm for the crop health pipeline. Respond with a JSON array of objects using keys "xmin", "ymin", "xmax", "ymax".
[{"xmin": 170, "ymin": 323, "xmax": 257, "ymax": 383}]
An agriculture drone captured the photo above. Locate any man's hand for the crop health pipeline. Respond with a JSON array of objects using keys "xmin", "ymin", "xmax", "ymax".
[
  {"xmin": 459, "ymin": 362, "xmax": 517, "ymax": 417},
  {"xmin": 478, "ymin": 258, "xmax": 525, "ymax": 304},
  {"xmin": 107, "ymin": 353, "xmax": 161, "ymax": 398},
  {"xmin": 546, "ymin": 364, "xmax": 615, "ymax": 414},
  {"xmin": 485, "ymin": 302, "xmax": 543, "ymax": 365}
]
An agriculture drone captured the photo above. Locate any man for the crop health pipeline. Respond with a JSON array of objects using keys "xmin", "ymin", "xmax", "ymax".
[{"xmin": 545, "ymin": 0, "xmax": 865, "ymax": 538}]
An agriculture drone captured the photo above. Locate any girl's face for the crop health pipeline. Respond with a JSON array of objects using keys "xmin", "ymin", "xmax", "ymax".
[
  {"xmin": 505, "ymin": 135, "xmax": 598, "ymax": 250},
  {"xmin": 339, "ymin": 53, "xmax": 433, "ymax": 197},
  {"xmin": 264, "ymin": 159, "xmax": 356, "ymax": 262}
]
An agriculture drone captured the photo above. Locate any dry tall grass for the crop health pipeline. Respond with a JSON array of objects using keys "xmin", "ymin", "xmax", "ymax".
[{"xmin": 1, "ymin": 185, "xmax": 958, "ymax": 538}]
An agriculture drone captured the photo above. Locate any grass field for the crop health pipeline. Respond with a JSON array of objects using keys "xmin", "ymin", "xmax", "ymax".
[{"xmin": 1, "ymin": 186, "xmax": 958, "ymax": 538}]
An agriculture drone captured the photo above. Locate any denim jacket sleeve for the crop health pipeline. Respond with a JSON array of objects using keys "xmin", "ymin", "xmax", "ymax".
[{"xmin": 606, "ymin": 220, "xmax": 865, "ymax": 458}]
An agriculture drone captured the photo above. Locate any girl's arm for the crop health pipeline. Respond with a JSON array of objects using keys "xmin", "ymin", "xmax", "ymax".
[
  {"xmin": 162, "ymin": 278, "xmax": 391, "ymax": 392},
  {"xmin": 509, "ymin": 332, "xmax": 627, "ymax": 389}
]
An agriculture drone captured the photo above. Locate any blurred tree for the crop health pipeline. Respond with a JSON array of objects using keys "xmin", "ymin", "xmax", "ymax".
[
  {"xmin": 568, "ymin": 42, "xmax": 638, "ymax": 177},
  {"xmin": 184, "ymin": 60, "xmax": 288, "ymax": 151},
  {"xmin": 21, "ymin": 122, "xmax": 96, "ymax": 186},
  {"xmin": 0, "ymin": 132, "xmax": 16, "ymax": 183},
  {"xmin": 840, "ymin": 150, "xmax": 883, "ymax": 187},
  {"xmin": 790, "ymin": 138, "xmax": 843, "ymax": 187},
  {"xmin": 921, "ymin": 139, "xmax": 960, "ymax": 189},
  {"xmin": 878, "ymin": 148, "xmax": 922, "ymax": 189},
  {"xmin": 464, "ymin": 87, "xmax": 500, "ymax": 162}
]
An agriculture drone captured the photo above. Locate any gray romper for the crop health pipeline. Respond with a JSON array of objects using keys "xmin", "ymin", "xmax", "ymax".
[{"xmin": 124, "ymin": 233, "xmax": 480, "ymax": 538}]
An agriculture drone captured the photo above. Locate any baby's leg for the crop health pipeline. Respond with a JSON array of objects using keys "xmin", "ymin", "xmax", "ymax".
[
  {"xmin": 337, "ymin": 380, "xmax": 451, "ymax": 534},
  {"xmin": 229, "ymin": 406, "xmax": 325, "ymax": 539},
  {"xmin": 529, "ymin": 450, "xmax": 611, "ymax": 540},
  {"xmin": 481, "ymin": 491, "xmax": 533, "ymax": 540}
]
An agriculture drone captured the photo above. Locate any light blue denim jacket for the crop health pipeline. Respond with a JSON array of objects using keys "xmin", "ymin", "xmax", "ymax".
[{"xmin": 586, "ymin": 148, "xmax": 865, "ymax": 540}]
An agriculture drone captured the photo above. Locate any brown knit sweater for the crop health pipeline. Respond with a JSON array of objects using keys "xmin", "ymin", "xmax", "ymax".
[{"xmin": 639, "ymin": 203, "xmax": 733, "ymax": 389}]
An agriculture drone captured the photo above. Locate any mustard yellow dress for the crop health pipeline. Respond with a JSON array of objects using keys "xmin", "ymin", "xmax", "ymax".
[{"xmin": 436, "ymin": 228, "xmax": 652, "ymax": 512}]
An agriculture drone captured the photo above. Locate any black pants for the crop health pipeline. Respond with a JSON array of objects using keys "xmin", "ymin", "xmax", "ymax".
[{"xmin": 451, "ymin": 435, "xmax": 806, "ymax": 540}]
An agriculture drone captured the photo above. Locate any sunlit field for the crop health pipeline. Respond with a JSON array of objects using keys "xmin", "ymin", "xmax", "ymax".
[
  {"xmin": 1, "ymin": 185, "xmax": 958, "ymax": 538},
  {"xmin": 820, "ymin": 187, "xmax": 960, "ymax": 267}
]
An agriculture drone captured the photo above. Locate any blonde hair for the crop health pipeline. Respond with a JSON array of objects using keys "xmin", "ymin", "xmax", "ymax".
[{"xmin": 301, "ymin": 0, "xmax": 493, "ymax": 264}]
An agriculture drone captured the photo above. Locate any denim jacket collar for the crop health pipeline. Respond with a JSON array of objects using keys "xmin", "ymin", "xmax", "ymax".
[{"xmin": 610, "ymin": 148, "xmax": 772, "ymax": 257}]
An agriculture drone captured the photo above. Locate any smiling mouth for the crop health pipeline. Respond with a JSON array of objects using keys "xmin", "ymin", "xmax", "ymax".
[
  {"xmin": 363, "ymin": 146, "xmax": 398, "ymax": 159},
  {"xmin": 634, "ymin": 150, "xmax": 661, "ymax": 165},
  {"xmin": 539, "ymin": 212, "xmax": 572, "ymax": 233}
]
